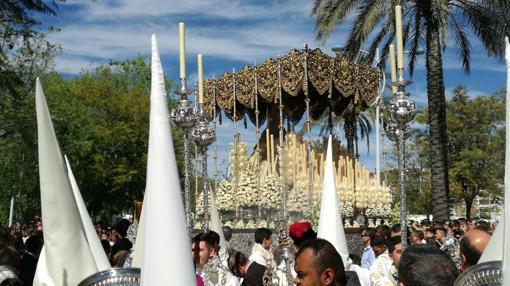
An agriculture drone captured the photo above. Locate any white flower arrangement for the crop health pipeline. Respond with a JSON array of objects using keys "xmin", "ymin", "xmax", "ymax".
[
  {"xmin": 340, "ymin": 202, "xmax": 354, "ymax": 217},
  {"xmin": 234, "ymin": 220, "xmax": 245, "ymax": 229},
  {"xmin": 245, "ymin": 220, "xmax": 257, "ymax": 229},
  {"xmin": 259, "ymin": 175, "xmax": 282, "ymax": 208},
  {"xmin": 288, "ymin": 181, "xmax": 309, "ymax": 212},
  {"xmin": 195, "ymin": 191, "xmax": 205, "ymax": 215},
  {"xmin": 237, "ymin": 170, "xmax": 258, "ymax": 206},
  {"xmin": 258, "ymin": 220, "xmax": 268, "ymax": 228},
  {"xmin": 216, "ymin": 180, "xmax": 236, "ymax": 211}
]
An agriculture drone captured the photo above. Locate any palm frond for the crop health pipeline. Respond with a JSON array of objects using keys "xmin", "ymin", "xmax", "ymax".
[
  {"xmin": 456, "ymin": 0, "xmax": 507, "ymax": 59},
  {"xmin": 408, "ymin": 4, "xmax": 425, "ymax": 76},
  {"xmin": 344, "ymin": 0, "xmax": 387, "ymax": 57},
  {"xmin": 448, "ymin": 14, "xmax": 471, "ymax": 73},
  {"xmin": 313, "ymin": 0, "xmax": 362, "ymax": 42}
]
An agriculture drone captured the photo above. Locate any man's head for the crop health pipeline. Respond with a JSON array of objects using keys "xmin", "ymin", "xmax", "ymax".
[
  {"xmin": 114, "ymin": 219, "xmax": 131, "ymax": 238},
  {"xmin": 390, "ymin": 224, "xmax": 401, "ymax": 238},
  {"xmin": 228, "ymin": 251, "xmax": 250, "ymax": 277},
  {"xmin": 398, "ymin": 245, "xmax": 459, "ymax": 286},
  {"xmin": 435, "ymin": 227, "xmax": 446, "ymax": 242},
  {"xmin": 459, "ymin": 229, "xmax": 491, "ymax": 269},
  {"xmin": 425, "ymin": 228, "xmax": 435, "ymax": 240},
  {"xmin": 223, "ymin": 226, "xmax": 233, "ymax": 242},
  {"xmin": 293, "ymin": 239, "xmax": 346, "ymax": 286},
  {"xmin": 371, "ymin": 236, "xmax": 387, "ymax": 257},
  {"xmin": 192, "ymin": 232, "xmax": 217, "ymax": 268},
  {"xmin": 255, "ymin": 228, "xmax": 272, "ymax": 250},
  {"xmin": 410, "ymin": 230, "xmax": 424, "ymax": 246},
  {"xmin": 387, "ymin": 236, "xmax": 401, "ymax": 269},
  {"xmin": 360, "ymin": 228, "xmax": 373, "ymax": 246}
]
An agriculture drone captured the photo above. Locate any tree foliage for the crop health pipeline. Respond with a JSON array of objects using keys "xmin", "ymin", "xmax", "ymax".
[
  {"xmin": 389, "ymin": 86, "xmax": 505, "ymax": 219},
  {"xmin": 0, "ymin": 57, "xmax": 184, "ymax": 224},
  {"xmin": 446, "ymin": 86, "xmax": 504, "ymax": 219}
]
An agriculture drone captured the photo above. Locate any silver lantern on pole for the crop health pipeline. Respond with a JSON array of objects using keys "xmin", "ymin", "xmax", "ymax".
[
  {"xmin": 192, "ymin": 54, "xmax": 216, "ymax": 231},
  {"xmin": 385, "ymin": 4, "xmax": 416, "ymax": 249},
  {"xmin": 170, "ymin": 23, "xmax": 198, "ymax": 234}
]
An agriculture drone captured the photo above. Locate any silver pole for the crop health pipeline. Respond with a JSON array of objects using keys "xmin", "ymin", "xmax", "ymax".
[
  {"xmin": 8, "ymin": 196, "xmax": 14, "ymax": 227},
  {"xmin": 374, "ymin": 48, "xmax": 382, "ymax": 186},
  {"xmin": 375, "ymin": 104, "xmax": 381, "ymax": 186},
  {"xmin": 397, "ymin": 130, "xmax": 408, "ymax": 248}
]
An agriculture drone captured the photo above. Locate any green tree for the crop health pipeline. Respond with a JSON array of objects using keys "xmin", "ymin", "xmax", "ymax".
[
  {"xmin": 0, "ymin": 57, "xmax": 184, "ymax": 224},
  {"xmin": 312, "ymin": 0, "xmax": 509, "ymax": 221},
  {"xmin": 446, "ymin": 86, "xmax": 504, "ymax": 219},
  {"xmin": 384, "ymin": 129, "xmax": 433, "ymax": 216}
]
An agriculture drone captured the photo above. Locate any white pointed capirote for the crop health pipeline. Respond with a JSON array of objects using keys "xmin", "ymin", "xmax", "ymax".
[
  {"xmin": 209, "ymin": 184, "xmax": 228, "ymax": 263},
  {"xmin": 317, "ymin": 136, "xmax": 350, "ymax": 268},
  {"xmin": 131, "ymin": 189, "xmax": 147, "ymax": 267},
  {"xmin": 479, "ymin": 216, "xmax": 503, "ymax": 263},
  {"xmin": 140, "ymin": 35, "xmax": 196, "ymax": 285},
  {"xmin": 65, "ymin": 155, "xmax": 111, "ymax": 271},
  {"xmin": 33, "ymin": 78, "xmax": 98, "ymax": 285},
  {"xmin": 503, "ymin": 36, "xmax": 510, "ymax": 285}
]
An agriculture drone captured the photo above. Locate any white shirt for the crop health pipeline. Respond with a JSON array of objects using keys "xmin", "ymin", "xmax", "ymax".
[{"xmin": 369, "ymin": 251, "xmax": 397, "ymax": 286}]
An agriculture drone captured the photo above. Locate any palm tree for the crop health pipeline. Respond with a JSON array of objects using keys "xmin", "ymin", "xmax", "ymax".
[
  {"xmin": 312, "ymin": 0, "xmax": 509, "ymax": 221},
  {"xmin": 312, "ymin": 104, "xmax": 374, "ymax": 159}
]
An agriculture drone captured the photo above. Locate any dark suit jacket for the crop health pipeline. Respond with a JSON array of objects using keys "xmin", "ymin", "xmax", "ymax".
[{"xmin": 242, "ymin": 262, "xmax": 266, "ymax": 286}]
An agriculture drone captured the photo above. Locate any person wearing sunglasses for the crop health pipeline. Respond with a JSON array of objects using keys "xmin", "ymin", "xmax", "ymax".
[{"xmin": 360, "ymin": 228, "xmax": 375, "ymax": 269}]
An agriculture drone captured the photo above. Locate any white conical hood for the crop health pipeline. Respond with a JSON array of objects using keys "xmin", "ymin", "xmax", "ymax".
[
  {"xmin": 317, "ymin": 136, "xmax": 350, "ymax": 268},
  {"xmin": 65, "ymin": 155, "xmax": 111, "ymax": 271},
  {"xmin": 209, "ymin": 184, "xmax": 228, "ymax": 263},
  {"xmin": 503, "ymin": 36, "xmax": 510, "ymax": 283},
  {"xmin": 140, "ymin": 35, "xmax": 195, "ymax": 285},
  {"xmin": 479, "ymin": 216, "xmax": 503, "ymax": 263},
  {"xmin": 131, "ymin": 191, "xmax": 147, "ymax": 267},
  {"xmin": 33, "ymin": 78, "xmax": 98, "ymax": 286}
]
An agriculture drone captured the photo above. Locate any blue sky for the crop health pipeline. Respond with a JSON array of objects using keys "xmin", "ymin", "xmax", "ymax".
[{"xmin": 40, "ymin": 0, "xmax": 507, "ymax": 178}]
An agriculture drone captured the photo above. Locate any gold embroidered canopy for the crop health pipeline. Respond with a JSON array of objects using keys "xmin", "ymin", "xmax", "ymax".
[{"xmin": 202, "ymin": 47, "xmax": 380, "ymax": 126}]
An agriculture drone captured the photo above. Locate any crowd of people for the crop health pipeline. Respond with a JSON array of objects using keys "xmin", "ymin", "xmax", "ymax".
[
  {"xmin": 0, "ymin": 216, "xmax": 496, "ymax": 286},
  {"xmin": 191, "ymin": 218, "xmax": 495, "ymax": 286}
]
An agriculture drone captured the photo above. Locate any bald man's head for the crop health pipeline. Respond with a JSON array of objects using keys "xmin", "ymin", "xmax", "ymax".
[{"xmin": 459, "ymin": 229, "xmax": 491, "ymax": 269}]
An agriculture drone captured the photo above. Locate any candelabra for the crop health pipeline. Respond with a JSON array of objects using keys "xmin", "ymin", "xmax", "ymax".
[
  {"xmin": 192, "ymin": 105, "xmax": 215, "ymax": 231},
  {"xmin": 170, "ymin": 79, "xmax": 198, "ymax": 234},
  {"xmin": 385, "ymin": 71, "xmax": 415, "ymax": 249}
]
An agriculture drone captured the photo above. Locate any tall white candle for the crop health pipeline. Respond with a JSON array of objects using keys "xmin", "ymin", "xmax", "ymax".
[
  {"xmin": 179, "ymin": 22, "xmax": 186, "ymax": 79},
  {"xmin": 197, "ymin": 54, "xmax": 204, "ymax": 104},
  {"xmin": 389, "ymin": 44, "xmax": 398, "ymax": 94},
  {"xmin": 395, "ymin": 5, "xmax": 404, "ymax": 69}
]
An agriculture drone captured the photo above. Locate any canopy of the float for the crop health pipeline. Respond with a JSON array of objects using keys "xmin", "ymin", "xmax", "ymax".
[{"xmin": 202, "ymin": 47, "xmax": 380, "ymax": 125}]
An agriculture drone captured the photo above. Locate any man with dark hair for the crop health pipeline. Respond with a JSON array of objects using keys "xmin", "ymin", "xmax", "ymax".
[
  {"xmin": 410, "ymin": 230, "xmax": 424, "ymax": 246},
  {"xmin": 18, "ymin": 234, "xmax": 43, "ymax": 286},
  {"xmin": 369, "ymin": 236, "xmax": 396, "ymax": 286},
  {"xmin": 459, "ymin": 229, "xmax": 491, "ymax": 270},
  {"xmin": 192, "ymin": 232, "xmax": 218, "ymax": 269},
  {"xmin": 294, "ymin": 239, "xmax": 346, "ymax": 286},
  {"xmin": 228, "ymin": 251, "xmax": 266, "ymax": 286},
  {"xmin": 249, "ymin": 228, "xmax": 275, "ymax": 269},
  {"xmin": 398, "ymin": 245, "xmax": 459, "ymax": 286},
  {"xmin": 193, "ymin": 231, "xmax": 237, "ymax": 286},
  {"xmin": 389, "ymin": 224, "xmax": 401, "ymax": 239},
  {"xmin": 434, "ymin": 227, "xmax": 447, "ymax": 252},
  {"xmin": 110, "ymin": 219, "xmax": 132, "ymax": 262},
  {"xmin": 387, "ymin": 236, "xmax": 401, "ymax": 270},
  {"xmin": 360, "ymin": 228, "xmax": 375, "ymax": 269}
]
